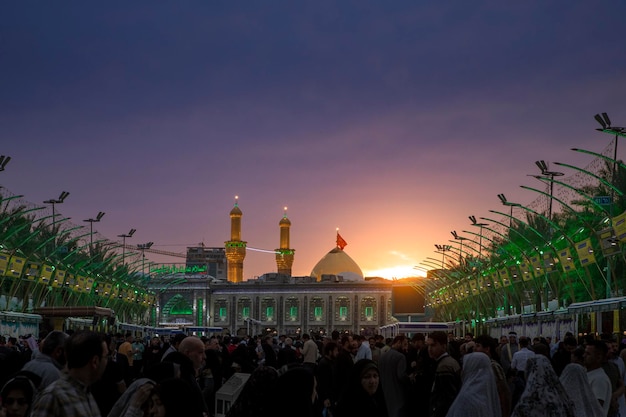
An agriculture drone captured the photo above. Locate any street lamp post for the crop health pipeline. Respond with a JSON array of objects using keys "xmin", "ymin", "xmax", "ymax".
[
  {"xmin": 434, "ymin": 244, "xmax": 451, "ymax": 269},
  {"xmin": 43, "ymin": 191, "xmax": 70, "ymax": 250},
  {"xmin": 534, "ymin": 161, "xmax": 564, "ymax": 222},
  {"xmin": 118, "ymin": 229, "xmax": 136, "ymax": 265},
  {"xmin": 593, "ymin": 113, "xmax": 626, "ymax": 303},
  {"xmin": 83, "ymin": 211, "xmax": 105, "ymax": 255},
  {"xmin": 0, "ymin": 155, "xmax": 11, "ymax": 172},
  {"xmin": 497, "ymin": 194, "xmax": 521, "ymax": 228},
  {"xmin": 137, "ymin": 242, "xmax": 154, "ymax": 276},
  {"xmin": 451, "ymin": 231, "xmax": 469, "ymax": 264},
  {"xmin": 469, "ymin": 215, "xmax": 488, "ymax": 258}
]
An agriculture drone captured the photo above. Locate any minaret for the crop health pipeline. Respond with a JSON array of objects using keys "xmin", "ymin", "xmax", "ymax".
[
  {"xmin": 225, "ymin": 196, "xmax": 246, "ymax": 283},
  {"xmin": 275, "ymin": 206, "xmax": 295, "ymax": 276}
]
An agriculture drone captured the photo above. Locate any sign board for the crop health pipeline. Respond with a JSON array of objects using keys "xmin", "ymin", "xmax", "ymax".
[{"xmin": 594, "ymin": 196, "xmax": 612, "ymax": 205}]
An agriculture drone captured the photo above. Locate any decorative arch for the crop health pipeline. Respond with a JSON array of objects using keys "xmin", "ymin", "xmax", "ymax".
[{"xmin": 162, "ymin": 294, "xmax": 193, "ymax": 316}]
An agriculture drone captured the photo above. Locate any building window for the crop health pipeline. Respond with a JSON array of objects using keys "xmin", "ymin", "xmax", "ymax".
[
  {"xmin": 285, "ymin": 297, "xmax": 299, "ymax": 322},
  {"xmin": 309, "ymin": 297, "xmax": 324, "ymax": 322},
  {"xmin": 361, "ymin": 297, "xmax": 376, "ymax": 322},
  {"xmin": 261, "ymin": 297, "xmax": 276, "ymax": 322},
  {"xmin": 237, "ymin": 297, "xmax": 252, "ymax": 321},
  {"xmin": 215, "ymin": 300, "xmax": 228, "ymax": 323},
  {"xmin": 335, "ymin": 297, "xmax": 350, "ymax": 322}
]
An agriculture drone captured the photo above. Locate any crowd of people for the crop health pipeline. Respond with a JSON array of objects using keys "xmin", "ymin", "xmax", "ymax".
[{"xmin": 0, "ymin": 328, "xmax": 624, "ymax": 417}]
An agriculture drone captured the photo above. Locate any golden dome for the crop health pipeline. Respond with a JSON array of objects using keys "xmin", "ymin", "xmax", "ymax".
[
  {"xmin": 310, "ymin": 247, "xmax": 364, "ymax": 281},
  {"xmin": 279, "ymin": 216, "xmax": 291, "ymax": 226},
  {"xmin": 230, "ymin": 204, "xmax": 242, "ymax": 216}
]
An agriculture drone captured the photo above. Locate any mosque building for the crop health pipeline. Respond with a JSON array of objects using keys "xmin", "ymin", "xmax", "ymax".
[{"xmin": 149, "ymin": 200, "xmax": 420, "ymax": 336}]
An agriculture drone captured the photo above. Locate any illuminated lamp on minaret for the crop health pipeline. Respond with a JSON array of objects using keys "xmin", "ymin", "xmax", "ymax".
[
  {"xmin": 275, "ymin": 206, "xmax": 295, "ymax": 276},
  {"xmin": 224, "ymin": 196, "xmax": 247, "ymax": 283}
]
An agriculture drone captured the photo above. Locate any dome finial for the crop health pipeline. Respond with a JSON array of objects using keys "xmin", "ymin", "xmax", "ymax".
[
  {"xmin": 283, "ymin": 206, "xmax": 288, "ymax": 218},
  {"xmin": 234, "ymin": 195, "xmax": 239, "ymax": 207}
]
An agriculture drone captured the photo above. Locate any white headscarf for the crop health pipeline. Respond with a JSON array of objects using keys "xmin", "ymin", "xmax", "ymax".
[
  {"xmin": 446, "ymin": 352, "xmax": 501, "ymax": 417},
  {"xmin": 559, "ymin": 363, "xmax": 604, "ymax": 417},
  {"xmin": 512, "ymin": 355, "xmax": 575, "ymax": 417}
]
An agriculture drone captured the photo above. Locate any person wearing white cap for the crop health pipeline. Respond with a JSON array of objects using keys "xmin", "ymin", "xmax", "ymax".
[{"xmin": 500, "ymin": 331, "xmax": 520, "ymax": 373}]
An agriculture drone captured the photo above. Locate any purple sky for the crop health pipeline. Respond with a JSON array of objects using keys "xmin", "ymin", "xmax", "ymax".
[{"xmin": 2, "ymin": 2, "xmax": 626, "ymax": 279}]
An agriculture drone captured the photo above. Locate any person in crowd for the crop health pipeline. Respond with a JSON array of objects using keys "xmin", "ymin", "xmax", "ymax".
[
  {"xmin": 108, "ymin": 361, "xmax": 181, "ymax": 417},
  {"xmin": 370, "ymin": 337, "xmax": 381, "ymax": 363},
  {"xmin": 301, "ymin": 334, "xmax": 319, "ymax": 371},
  {"xmin": 500, "ymin": 331, "xmax": 520, "ymax": 373},
  {"xmin": 511, "ymin": 355, "xmax": 575, "ymax": 417},
  {"xmin": 162, "ymin": 336, "xmax": 207, "ymax": 415},
  {"xmin": 510, "ymin": 337, "xmax": 535, "ymax": 378},
  {"xmin": 275, "ymin": 366, "xmax": 316, "ymax": 417},
  {"xmin": 474, "ymin": 334, "xmax": 511, "ymax": 417},
  {"xmin": 551, "ymin": 336, "xmax": 578, "ymax": 376},
  {"xmin": 202, "ymin": 336, "xmax": 226, "ymax": 417},
  {"xmin": 354, "ymin": 334, "xmax": 372, "ymax": 362},
  {"xmin": 117, "ymin": 333, "xmax": 134, "ymax": 378},
  {"xmin": 259, "ymin": 336, "xmax": 277, "ymax": 369},
  {"xmin": 334, "ymin": 335, "xmax": 354, "ymax": 398},
  {"xmin": 160, "ymin": 334, "xmax": 186, "ymax": 362},
  {"xmin": 315, "ymin": 341, "xmax": 338, "ymax": 416},
  {"xmin": 277, "ymin": 337, "xmax": 298, "ymax": 368},
  {"xmin": 130, "ymin": 336, "xmax": 144, "ymax": 379},
  {"xmin": 91, "ymin": 334, "xmax": 128, "ymax": 417},
  {"xmin": 31, "ymin": 331, "xmax": 108, "ymax": 417},
  {"xmin": 150, "ymin": 378, "xmax": 205, "ymax": 417},
  {"xmin": 143, "ymin": 337, "xmax": 163, "ymax": 369},
  {"xmin": 21, "ymin": 330, "xmax": 68, "ymax": 390},
  {"xmin": 406, "ymin": 333, "xmax": 435, "ymax": 417},
  {"xmin": 0, "ymin": 372, "xmax": 39, "ymax": 417},
  {"xmin": 378, "ymin": 335, "xmax": 410, "ymax": 417},
  {"xmin": 0, "ymin": 337, "xmax": 24, "ymax": 387},
  {"xmin": 559, "ymin": 363, "xmax": 604, "ymax": 417},
  {"xmin": 335, "ymin": 359, "xmax": 387, "ymax": 417},
  {"xmin": 427, "ymin": 331, "xmax": 461, "ymax": 417},
  {"xmin": 585, "ymin": 340, "xmax": 613, "ymax": 416},
  {"xmin": 226, "ymin": 366, "xmax": 278, "ymax": 417},
  {"xmin": 446, "ymin": 352, "xmax": 502, "ymax": 417}
]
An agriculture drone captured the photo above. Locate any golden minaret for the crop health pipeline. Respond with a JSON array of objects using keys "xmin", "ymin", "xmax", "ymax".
[
  {"xmin": 225, "ymin": 196, "xmax": 246, "ymax": 283},
  {"xmin": 275, "ymin": 206, "xmax": 295, "ymax": 276}
]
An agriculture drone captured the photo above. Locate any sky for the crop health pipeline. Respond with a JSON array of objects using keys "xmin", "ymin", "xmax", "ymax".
[{"xmin": 2, "ymin": 1, "xmax": 626, "ymax": 280}]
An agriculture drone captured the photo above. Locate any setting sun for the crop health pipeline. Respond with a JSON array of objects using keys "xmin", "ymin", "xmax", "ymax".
[{"xmin": 363, "ymin": 265, "xmax": 427, "ymax": 280}]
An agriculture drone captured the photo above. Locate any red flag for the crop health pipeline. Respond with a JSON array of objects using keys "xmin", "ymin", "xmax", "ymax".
[{"xmin": 336, "ymin": 233, "xmax": 347, "ymax": 250}]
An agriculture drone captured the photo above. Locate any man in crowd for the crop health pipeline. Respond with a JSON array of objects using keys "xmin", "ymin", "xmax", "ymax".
[
  {"xmin": 500, "ymin": 331, "xmax": 520, "ymax": 373},
  {"xmin": 301, "ymin": 333, "xmax": 318, "ymax": 371},
  {"xmin": 585, "ymin": 339, "xmax": 612, "ymax": 417},
  {"xmin": 379, "ymin": 335, "xmax": 410, "ymax": 417},
  {"xmin": 427, "ymin": 331, "xmax": 461, "ymax": 417},
  {"xmin": 354, "ymin": 334, "xmax": 372, "ymax": 361},
  {"xmin": 31, "ymin": 331, "xmax": 108, "ymax": 417},
  {"xmin": 22, "ymin": 330, "xmax": 68, "ymax": 390}
]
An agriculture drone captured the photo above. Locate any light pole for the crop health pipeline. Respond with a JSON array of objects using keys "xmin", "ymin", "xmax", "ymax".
[
  {"xmin": 469, "ymin": 215, "xmax": 488, "ymax": 258},
  {"xmin": 118, "ymin": 228, "xmax": 136, "ymax": 265},
  {"xmin": 451, "ymin": 231, "xmax": 469, "ymax": 264},
  {"xmin": 534, "ymin": 160, "xmax": 564, "ymax": 222},
  {"xmin": 0, "ymin": 155, "xmax": 11, "ymax": 172},
  {"xmin": 83, "ymin": 211, "xmax": 105, "ymax": 255},
  {"xmin": 593, "ymin": 113, "xmax": 625, "ymax": 303},
  {"xmin": 43, "ymin": 191, "xmax": 70, "ymax": 250},
  {"xmin": 137, "ymin": 242, "xmax": 154, "ymax": 276},
  {"xmin": 497, "ymin": 193, "xmax": 521, "ymax": 229},
  {"xmin": 434, "ymin": 244, "xmax": 451, "ymax": 269}
]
